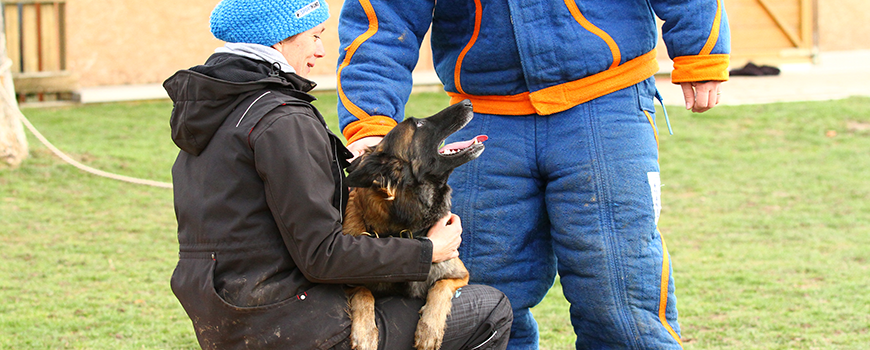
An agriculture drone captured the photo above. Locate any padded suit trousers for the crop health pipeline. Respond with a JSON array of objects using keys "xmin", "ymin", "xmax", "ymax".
[{"xmin": 445, "ymin": 77, "xmax": 683, "ymax": 349}]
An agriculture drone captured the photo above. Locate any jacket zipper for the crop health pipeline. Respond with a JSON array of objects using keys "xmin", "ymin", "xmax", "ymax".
[{"xmin": 333, "ymin": 138, "xmax": 344, "ymax": 223}]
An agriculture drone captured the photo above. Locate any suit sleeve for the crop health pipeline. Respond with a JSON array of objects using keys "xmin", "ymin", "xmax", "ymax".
[
  {"xmin": 252, "ymin": 108, "xmax": 432, "ymax": 284},
  {"xmin": 336, "ymin": 0, "xmax": 436, "ymax": 144},
  {"xmin": 651, "ymin": 0, "xmax": 731, "ymax": 83}
]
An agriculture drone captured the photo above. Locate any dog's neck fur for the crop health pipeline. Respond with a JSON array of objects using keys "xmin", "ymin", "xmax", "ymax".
[{"xmin": 344, "ymin": 187, "xmax": 442, "ymax": 239}]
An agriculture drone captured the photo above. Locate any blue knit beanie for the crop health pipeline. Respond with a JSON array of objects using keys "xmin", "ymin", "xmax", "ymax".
[{"xmin": 210, "ymin": 0, "xmax": 330, "ymax": 46}]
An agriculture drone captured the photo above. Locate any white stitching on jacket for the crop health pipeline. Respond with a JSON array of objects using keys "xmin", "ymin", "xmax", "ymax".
[{"xmin": 236, "ymin": 91, "xmax": 272, "ymax": 127}]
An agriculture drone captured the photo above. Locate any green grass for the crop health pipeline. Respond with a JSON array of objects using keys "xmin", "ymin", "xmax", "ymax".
[
  {"xmin": 653, "ymin": 98, "xmax": 870, "ymax": 349},
  {"xmin": 1, "ymin": 93, "xmax": 869, "ymax": 349},
  {"xmin": 0, "ymin": 101, "xmax": 190, "ymax": 349}
]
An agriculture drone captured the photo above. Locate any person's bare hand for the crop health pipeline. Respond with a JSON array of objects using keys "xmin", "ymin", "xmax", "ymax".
[
  {"xmin": 346, "ymin": 136, "xmax": 384, "ymax": 163},
  {"xmin": 427, "ymin": 213, "xmax": 462, "ymax": 263},
  {"xmin": 680, "ymin": 81, "xmax": 723, "ymax": 113}
]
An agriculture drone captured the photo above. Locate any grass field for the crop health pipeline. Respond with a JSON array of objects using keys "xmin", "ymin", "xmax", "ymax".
[{"xmin": 1, "ymin": 93, "xmax": 868, "ymax": 349}]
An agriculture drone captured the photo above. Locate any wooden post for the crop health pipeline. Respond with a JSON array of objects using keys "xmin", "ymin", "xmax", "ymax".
[{"xmin": 0, "ymin": 11, "xmax": 29, "ymax": 168}]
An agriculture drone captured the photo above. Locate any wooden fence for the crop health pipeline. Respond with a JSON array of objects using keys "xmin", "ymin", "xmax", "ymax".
[{"xmin": 3, "ymin": 0, "xmax": 77, "ymax": 102}]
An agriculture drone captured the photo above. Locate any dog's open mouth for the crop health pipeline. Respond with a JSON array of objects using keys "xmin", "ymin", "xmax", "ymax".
[{"xmin": 439, "ymin": 135, "xmax": 488, "ymax": 156}]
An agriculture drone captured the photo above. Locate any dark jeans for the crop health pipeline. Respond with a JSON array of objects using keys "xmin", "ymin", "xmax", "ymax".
[{"xmin": 330, "ymin": 284, "xmax": 512, "ymax": 350}]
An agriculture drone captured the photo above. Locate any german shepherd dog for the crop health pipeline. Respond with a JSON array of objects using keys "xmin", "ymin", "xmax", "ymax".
[{"xmin": 343, "ymin": 100, "xmax": 487, "ymax": 350}]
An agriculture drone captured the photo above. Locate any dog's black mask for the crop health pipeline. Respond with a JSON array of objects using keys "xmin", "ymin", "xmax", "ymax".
[
  {"xmin": 346, "ymin": 100, "xmax": 485, "ymax": 187},
  {"xmin": 345, "ymin": 100, "xmax": 486, "ymax": 227}
]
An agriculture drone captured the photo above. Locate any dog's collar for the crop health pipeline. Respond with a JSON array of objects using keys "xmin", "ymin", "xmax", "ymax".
[{"xmin": 361, "ymin": 229, "xmax": 421, "ymax": 239}]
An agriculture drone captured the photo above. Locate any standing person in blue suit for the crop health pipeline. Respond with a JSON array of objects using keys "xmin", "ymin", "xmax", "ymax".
[{"xmin": 336, "ymin": 0, "xmax": 730, "ymax": 348}]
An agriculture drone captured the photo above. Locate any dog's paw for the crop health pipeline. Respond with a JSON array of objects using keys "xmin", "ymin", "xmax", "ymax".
[
  {"xmin": 414, "ymin": 317, "xmax": 445, "ymax": 350},
  {"xmin": 350, "ymin": 325, "xmax": 378, "ymax": 350}
]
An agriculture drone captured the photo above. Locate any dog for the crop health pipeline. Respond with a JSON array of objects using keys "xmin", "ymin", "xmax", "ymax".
[{"xmin": 342, "ymin": 100, "xmax": 486, "ymax": 350}]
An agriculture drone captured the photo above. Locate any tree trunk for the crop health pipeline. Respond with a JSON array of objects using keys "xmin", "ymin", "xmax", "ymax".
[{"xmin": 0, "ymin": 13, "xmax": 28, "ymax": 168}]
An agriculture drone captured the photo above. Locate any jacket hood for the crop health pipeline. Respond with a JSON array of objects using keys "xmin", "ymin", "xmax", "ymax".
[{"xmin": 164, "ymin": 53, "xmax": 317, "ymax": 155}]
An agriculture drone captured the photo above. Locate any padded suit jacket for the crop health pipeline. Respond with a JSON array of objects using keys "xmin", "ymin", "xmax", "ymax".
[
  {"xmin": 164, "ymin": 54, "xmax": 433, "ymax": 349},
  {"xmin": 337, "ymin": 0, "xmax": 731, "ymax": 143}
]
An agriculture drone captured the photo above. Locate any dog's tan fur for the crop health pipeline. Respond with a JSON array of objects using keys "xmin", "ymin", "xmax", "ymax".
[{"xmin": 343, "ymin": 183, "xmax": 470, "ymax": 350}]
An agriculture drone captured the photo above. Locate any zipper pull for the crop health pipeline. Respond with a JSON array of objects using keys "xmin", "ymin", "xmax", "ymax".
[{"xmin": 654, "ymin": 89, "xmax": 674, "ymax": 135}]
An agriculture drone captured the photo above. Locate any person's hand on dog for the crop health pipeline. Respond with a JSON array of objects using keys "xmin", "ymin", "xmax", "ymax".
[
  {"xmin": 347, "ymin": 136, "xmax": 384, "ymax": 163},
  {"xmin": 428, "ymin": 213, "xmax": 462, "ymax": 263},
  {"xmin": 680, "ymin": 80, "xmax": 722, "ymax": 113}
]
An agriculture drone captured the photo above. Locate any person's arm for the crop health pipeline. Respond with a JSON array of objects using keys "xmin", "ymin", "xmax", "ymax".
[
  {"xmin": 252, "ymin": 109, "xmax": 434, "ymax": 284},
  {"xmin": 651, "ymin": 0, "xmax": 730, "ymax": 112},
  {"xmin": 336, "ymin": 0, "xmax": 436, "ymax": 144}
]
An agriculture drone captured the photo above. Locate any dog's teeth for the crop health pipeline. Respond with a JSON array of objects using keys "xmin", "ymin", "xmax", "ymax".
[{"xmin": 441, "ymin": 147, "xmax": 470, "ymax": 156}]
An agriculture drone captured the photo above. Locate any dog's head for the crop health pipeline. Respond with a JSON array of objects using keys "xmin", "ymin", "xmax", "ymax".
[{"xmin": 345, "ymin": 100, "xmax": 486, "ymax": 230}]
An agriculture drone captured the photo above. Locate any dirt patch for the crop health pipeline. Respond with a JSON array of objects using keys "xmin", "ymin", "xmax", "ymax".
[{"xmin": 846, "ymin": 121, "xmax": 870, "ymax": 133}]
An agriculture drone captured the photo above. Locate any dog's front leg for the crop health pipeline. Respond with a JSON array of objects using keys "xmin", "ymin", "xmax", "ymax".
[
  {"xmin": 347, "ymin": 286, "xmax": 378, "ymax": 350},
  {"xmin": 414, "ymin": 277, "xmax": 468, "ymax": 350}
]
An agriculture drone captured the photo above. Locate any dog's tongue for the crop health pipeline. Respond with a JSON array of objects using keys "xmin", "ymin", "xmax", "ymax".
[{"xmin": 439, "ymin": 135, "xmax": 488, "ymax": 154}]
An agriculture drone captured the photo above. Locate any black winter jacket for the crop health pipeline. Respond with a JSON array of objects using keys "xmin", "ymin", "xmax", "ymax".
[{"xmin": 164, "ymin": 54, "xmax": 433, "ymax": 349}]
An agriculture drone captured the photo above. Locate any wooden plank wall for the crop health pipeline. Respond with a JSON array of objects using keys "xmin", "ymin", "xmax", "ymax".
[
  {"xmin": 4, "ymin": 3, "xmax": 20, "ymax": 74},
  {"xmin": 727, "ymin": 0, "xmax": 814, "ymax": 65},
  {"xmin": 2, "ymin": 0, "xmax": 76, "ymax": 101}
]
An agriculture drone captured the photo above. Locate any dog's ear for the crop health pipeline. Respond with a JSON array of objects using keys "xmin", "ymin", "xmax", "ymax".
[
  {"xmin": 346, "ymin": 166, "xmax": 374, "ymax": 188},
  {"xmin": 345, "ymin": 146, "xmax": 375, "ymax": 187},
  {"xmin": 345, "ymin": 154, "xmax": 382, "ymax": 188},
  {"xmin": 345, "ymin": 154, "xmax": 362, "ymax": 174},
  {"xmin": 346, "ymin": 172, "xmax": 375, "ymax": 188}
]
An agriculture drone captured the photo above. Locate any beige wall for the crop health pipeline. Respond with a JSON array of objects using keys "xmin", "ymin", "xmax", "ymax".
[
  {"xmin": 66, "ymin": 0, "xmax": 355, "ymax": 87},
  {"xmin": 65, "ymin": 0, "xmax": 434, "ymax": 88},
  {"xmin": 818, "ymin": 0, "xmax": 870, "ymax": 51},
  {"xmin": 67, "ymin": 0, "xmax": 220, "ymax": 87},
  {"xmin": 61, "ymin": 0, "xmax": 869, "ymax": 88}
]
